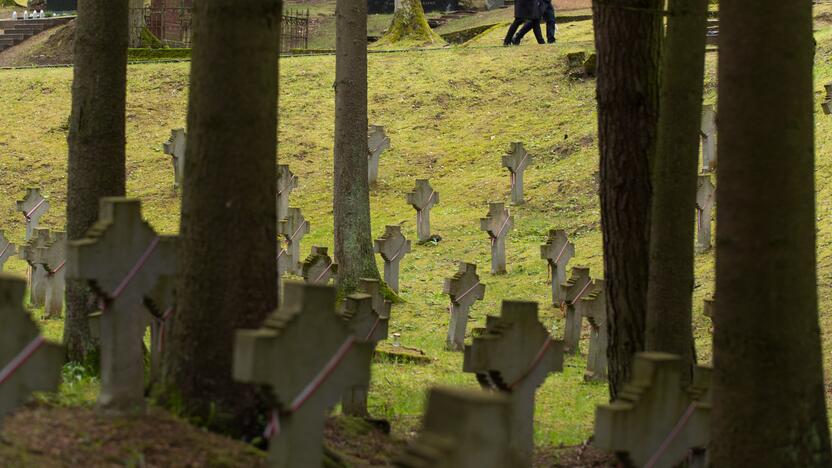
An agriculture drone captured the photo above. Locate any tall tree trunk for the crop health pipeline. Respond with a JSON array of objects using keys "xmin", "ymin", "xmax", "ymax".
[
  {"xmin": 592, "ymin": 0, "xmax": 662, "ymax": 399},
  {"xmin": 645, "ymin": 0, "xmax": 708, "ymax": 383},
  {"xmin": 377, "ymin": 0, "xmax": 444, "ymax": 45},
  {"xmin": 160, "ymin": 0, "xmax": 281, "ymax": 438},
  {"xmin": 65, "ymin": 0, "xmax": 129, "ymax": 363},
  {"xmin": 711, "ymin": 0, "xmax": 832, "ymax": 465},
  {"xmin": 333, "ymin": 0, "xmax": 381, "ymax": 294}
]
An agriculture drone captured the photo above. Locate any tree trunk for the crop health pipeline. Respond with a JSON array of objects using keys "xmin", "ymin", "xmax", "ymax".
[
  {"xmin": 711, "ymin": 0, "xmax": 832, "ymax": 465},
  {"xmin": 592, "ymin": 0, "xmax": 662, "ymax": 399},
  {"xmin": 65, "ymin": 0, "xmax": 129, "ymax": 363},
  {"xmin": 160, "ymin": 0, "xmax": 281, "ymax": 439},
  {"xmin": 333, "ymin": 0, "xmax": 381, "ymax": 294},
  {"xmin": 377, "ymin": 0, "xmax": 444, "ymax": 46},
  {"xmin": 645, "ymin": 0, "xmax": 708, "ymax": 383}
]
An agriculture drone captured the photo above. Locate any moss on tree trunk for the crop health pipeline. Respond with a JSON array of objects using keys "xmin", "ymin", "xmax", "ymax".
[{"xmin": 376, "ymin": 0, "xmax": 444, "ymax": 47}]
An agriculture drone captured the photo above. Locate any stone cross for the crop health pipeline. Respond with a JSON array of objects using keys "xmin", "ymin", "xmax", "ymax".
[
  {"xmin": 502, "ymin": 142, "xmax": 533, "ymax": 205},
  {"xmin": 302, "ymin": 246, "xmax": 338, "ymax": 285},
  {"xmin": 480, "ymin": 203, "xmax": 513, "ymax": 275},
  {"xmin": 539, "ymin": 229, "xmax": 575, "ymax": 307},
  {"xmin": 703, "ymin": 296, "xmax": 715, "ymax": 319},
  {"xmin": 696, "ymin": 175, "xmax": 716, "ymax": 252},
  {"xmin": 35, "ymin": 231, "xmax": 67, "ymax": 319},
  {"xmin": 405, "ymin": 179, "xmax": 439, "ymax": 243},
  {"xmin": 358, "ymin": 278, "xmax": 392, "ymax": 324},
  {"xmin": 594, "ymin": 353, "xmax": 712, "ymax": 468},
  {"xmin": 21, "ymin": 228, "xmax": 51, "ymax": 309},
  {"xmin": 822, "ymin": 83, "xmax": 832, "ymax": 115},
  {"xmin": 278, "ymin": 207, "xmax": 310, "ymax": 276},
  {"xmin": 367, "ymin": 125, "xmax": 390, "ymax": 186},
  {"xmin": 233, "ymin": 282, "xmax": 375, "ymax": 468},
  {"xmin": 0, "ymin": 230, "xmax": 17, "ymax": 272},
  {"xmin": 394, "ymin": 387, "xmax": 511, "ymax": 468},
  {"xmin": 67, "ymin": 198, "xmax": 177, "ymax": 410},
  {"xmin": 276, "ymin": 164, "xmax": 298, "ymax": 222},
  {"xmin": 700, "ymin": 105, "xmax": 717, "ymax": 172},
  {"xmin": 144, "ymin": 274, "xmax": 176, "ymax": 381},
  {"xmin": 163, "ymin": 128, "xmax": 187, "ymax": 189},
  {"xmin": 374, "ymin": 225, "xmax": 411, "ymax": 293},
  {"xmin": 339, "ymin": 291, "xmax": 389, "ymax": 417},
  {"xmin": 561, "ymin": 266, "xmax": 594, "ymax": 354},
  {"xmin": 16, "ymin": 188, "xmax": 50, "ymax": 241},
  {"xmin": 463, "ymin": 301, "xmax": 564, "ymax": 467},
  {"xmin": 577, "ymin": 278, "xmax": 607, "ymax": 382},
  {"xmin": 443, "ymin": 262, "xmax": 486, "ymax": 351},
  {"xmin": 0, "ymin": 274, "xmax": 63, "ymax": 428}
]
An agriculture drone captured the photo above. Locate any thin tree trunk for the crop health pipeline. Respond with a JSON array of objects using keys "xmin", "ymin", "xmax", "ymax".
[
  {"xmin": 711, "ymin": 0, "xmax": 832, "ymax": 465},
  {"xmin": 160, "ymin": 0, "xmax": 281, "ymax": 439},
  {"xmin": 333, "ymin": 0, "xmax": 381, "ymax": 294},
  {"xmin": 592, "ymin": 0, "xmax": 662, "ymax": 399},
  {"xmin": 65, "ymin": 0, "xmax": 129, "ymax": 363},
  {"xmin": 645, "ymin": 0, "xmax": 708, "ymax": 383}
]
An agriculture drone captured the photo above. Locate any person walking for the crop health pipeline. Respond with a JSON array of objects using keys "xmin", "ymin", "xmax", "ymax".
[
  {"xmin": 503, "ymin": 0, "xmax": 543, "ymax": 46},
  {"xmin": 512, "ymin": 0, "xmax": 556, "ymax": 45}
]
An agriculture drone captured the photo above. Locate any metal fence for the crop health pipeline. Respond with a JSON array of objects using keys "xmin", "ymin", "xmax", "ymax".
[{"xmin": 130, "ymin": 8, "xmax": 308, "ymax": 53}]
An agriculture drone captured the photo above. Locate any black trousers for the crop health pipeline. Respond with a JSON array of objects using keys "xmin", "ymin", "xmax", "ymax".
[
  {"xmin": 504, "ymin": 18, "xmax": 527, "ymax": 45},
  {"xmin": 514, "ymin": 3, "xmax": 556, "ymax": 44}
]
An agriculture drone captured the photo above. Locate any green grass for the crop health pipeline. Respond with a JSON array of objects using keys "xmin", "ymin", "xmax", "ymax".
[{"xmin": 2, "ymin": 6, "xmax": 832, "ymax": 452}]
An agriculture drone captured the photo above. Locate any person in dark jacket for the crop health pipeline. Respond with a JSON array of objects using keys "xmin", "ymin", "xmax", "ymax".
[
  {"xmin": 513, "ymin": 0, "xmax": 556, "ymax": 44},
  {"xmin": 503, "ymin": 0, "xmax": 544, "ymax": 46}
]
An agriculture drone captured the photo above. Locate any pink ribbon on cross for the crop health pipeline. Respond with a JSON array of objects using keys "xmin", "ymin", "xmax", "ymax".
[
  {"xmin": 47, "ymin": 260, "xmax": 66, "ymax": 277},
  {"xmin": 0, "ymin": 335, "xmax": 46, "ymax": 386},
  {"xmin": 416, "ymin": 190, "xmax": 435, "ymax": 228},
  {"xmin": 157, "ymin": 307, "xmax": 176, "ymax": 353},
  {"xmin": 570, "ymin": 278, "xmax": 593, "ymax": 306},
  {"xmin": 490, "ymin": 215, "xmax": 511, "ymax": 247},
  {"xmin": 0, "ymin": 242, "xmax": 11, "ymax": 260},
  {"xmin": 644, "ymin": 402, "xmax": 698, "ymax": 468},
  {"xmin": 314, "ymin": 262, "xmax": 335, "ymax": 283},
  {"xmin": 99, "ymin": 237, "xmax": 161, "ymax": 310},
  {"xmin": 289, "ymin": 220, "xmax": 307, "ymax": 242},
  {"xmin": 387, "ymin": 239, "xmax": 408, "ymax": 263},
  {"xmin": 509, "ymin": 336, "xmax": 553, "ymax": 390},
  {"xmin": 22, "ymin": 198, "xmax": 46, "ymax": 221}
]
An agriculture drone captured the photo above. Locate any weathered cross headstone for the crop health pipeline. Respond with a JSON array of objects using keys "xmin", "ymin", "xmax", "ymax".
[
  {"xmin": 276, "ymin": 164, "xmax": 298, "ymax": 222},
  {"xmin": 277, "ymin": 207, "xmax": 310, "ymax": 276},
  {"xmin": 67, "ymin": 198, "xmax": 177, "ymax": 409},
  {"xmin": 822, "ymin": 83, "xmax": 832, "ymax": 115},
  {"xmin": 339, "ymin": 292, "xmax": 389, "ymax": 417},
  {"xmin": 502, "ymin": 142, "xmax": 533, "ymax": 205},
  {"xmin": 36, "ymin": 231, "xmax": 67, "ymax": 319},
  {"xmin": 394, "ymin": 386, "xmax": 511, "ymax": 468},
  {"xmin": 302, "ymin": 246, "xmax": 338, "ymax": 285},
  {"xmin": 367, "ymin": 125, "xmax": 390, "ymax": 186},
  {"xmin": 696, "ymin": 175, "xmax": 716, "ymax": 252},
  {"xmin": 0, "ymin": 230, "xmax": 17, "ymax": 272},
  {"xmin": 233, "ymin": 283, "xmax": 375, "ymax": 468},
  {"xmin": 443, "ymin": 262, "xmax": 486, "ymax": 351},
  {"xmin": 700, "ymin": 105, "xmax": 717, "ymax": 172},
  {"xmin": 405, "ymin": 179, "xmax": 439, "ymax": 243},
  {"xmin": 594, "ymin": 353, "xmax": 712, "ymax": 468},
  {"xmin": 21, "ymin": 229, "xmax": 51, "ymax": 309},
  {"xmin": 480, "ymin": 203, "xmax": 513, "ymax": 275},
  {"xmin": 463, "ymin": 301, "xmax": 564, "ymax": 467},
  {"xmin": 163, "ymin": 128, "xmax": 187, "ymax": 189},
  {"xmin": 539, "ymin": 229, "xmax": 575, "ymax": 308},
  {"xmin": 577, "ymin": 278, "xmax": 607, "ymax": 382},
  {"xmin": 16, "ymin": 188, "xmax": 50, "ymax": 241},
  {"xmin": 703, "ymin": 296, "xmax": 715, "ymax": 319},
  {"xmin": 561, "ymin": 266, "xmax": 594, "ymax": 354},
  {"xmin": 0, "ymin": 274, "xmax": 63, "ymax": 427},
  {"xmin": 374, "ymin": 225, "xmax": 411, "ymax": 293},
  {"xmin": 358, "ymin": 278, "xmax": 392, "ymax": 323}
]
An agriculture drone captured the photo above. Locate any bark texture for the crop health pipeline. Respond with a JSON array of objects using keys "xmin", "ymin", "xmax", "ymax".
[
  {"xmin": 333, "ymin": 0, "xmax": 381, "ymax": 294},
  {"xmin": 161, "ymin": 0, "xmax": 281, "ymax": 438},
  {"xmin": 592, "ymin": 0, "xmax": 662, "ymax": 399},
  {"xmin": 65, "ymin": 0, "xmax": 129, "ymax": 363},
  {"xmin": 645, "ymin": 0, "xmax": 708, "ymax": 383},
  {"xmin": 711, "ymin": 0, "xmax": 832, "ymax": 465},
  {"xmin": 377, "ymin": 0, "xmax": 444, "ymax": 45}
]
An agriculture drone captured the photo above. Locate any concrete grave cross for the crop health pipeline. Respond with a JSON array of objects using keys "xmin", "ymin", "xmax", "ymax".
[
  {"xmin": 276, "ymin": 164, "xmax": 298, "ymax": 222},
  {"xmin": 358, "ymin": 278, "xmax": 392, "ymax": 323},
  {"xmin": 67, "ymin": 198, "xmax": 177, "ymax": 410},
  {"xmin": 16, "ymin": 188, "xmax": 50, "ymax": 241},
  {"xmin": 594, "ymin": 353, "xmax": 712, "ymax": 468},
  {"xmin": 35, "ymin": 231, "xmax": 67, "ymax": 319},
  {"xmin": 696, "ymin": 175, "xmax": 716, "ymax": 252},
  {"xmin": 21, "ymin": 228, "xmax": 51, "ymax": 309},
  {"xmin": 700, "ymin": 105, "xmax": 717, "ymax": 172},
  {"xmin": 577, "ymin": 278, "xmax": 607, "ymax": 382},
  {"xmin": 0, "ymin": 274, "xmax": 63, "ymax": 428},
  {"xmin": 0, "ymin": 231, "xmax": 17, "ymax": 272},
  {"xmin": 162, "ymin": 128, "xmax": 187, "ymax": 189},
  {"xmin": 374, "ymin": 225, "xmax": 411, "ymax": 293},
  {"xmin": 339, "ymin": 292, "xmax": 389, "ymax": 417},
  {"xmin": 405, "ymin": 179, "xmax": 439, "ymax": 243},
  {"xmin": 539, "ymin": 229, "xmax": 575, "ymax": 308},
  {"xmin": 233, "ymin": 283, "xmax": 375, "ymax": 468},
  {"xmin": 463, "ymin": 301, "xmax": 565, "ymax": 468},
  {"xmin": 561, "ymin": 266, "xmax": 595, "ymax": 354},
  {"xmin": 443, "ymin": 262, "xmax": 486, "ymax": 351},
  {"xmin": 394, "ymin": 387, "xmax": 512, "ymax": 468},
  {"xmin": 144, "ymin": 274, "xmax": 176, "ymax": 381},
  {"xmin": 302, "ymin": 246, "xmax": 338, "ymax": 285},
  {"xmin": 823, "ymin": 83, "xmax": 832, "ymax": 115},
  {"xmin": 480, "ymin": 202, "xmax": 514, "ymax": 275},
  {"xmin": 367, "ymin": 125, "xmax": 390, "ymax": 186},
  {"xmin": 502, "ymin": 142, "xmax": 533, "ymax": 205},
  {"xmin": 277, "ymin": 207, "xmax": 310, "ymax": 276}
]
